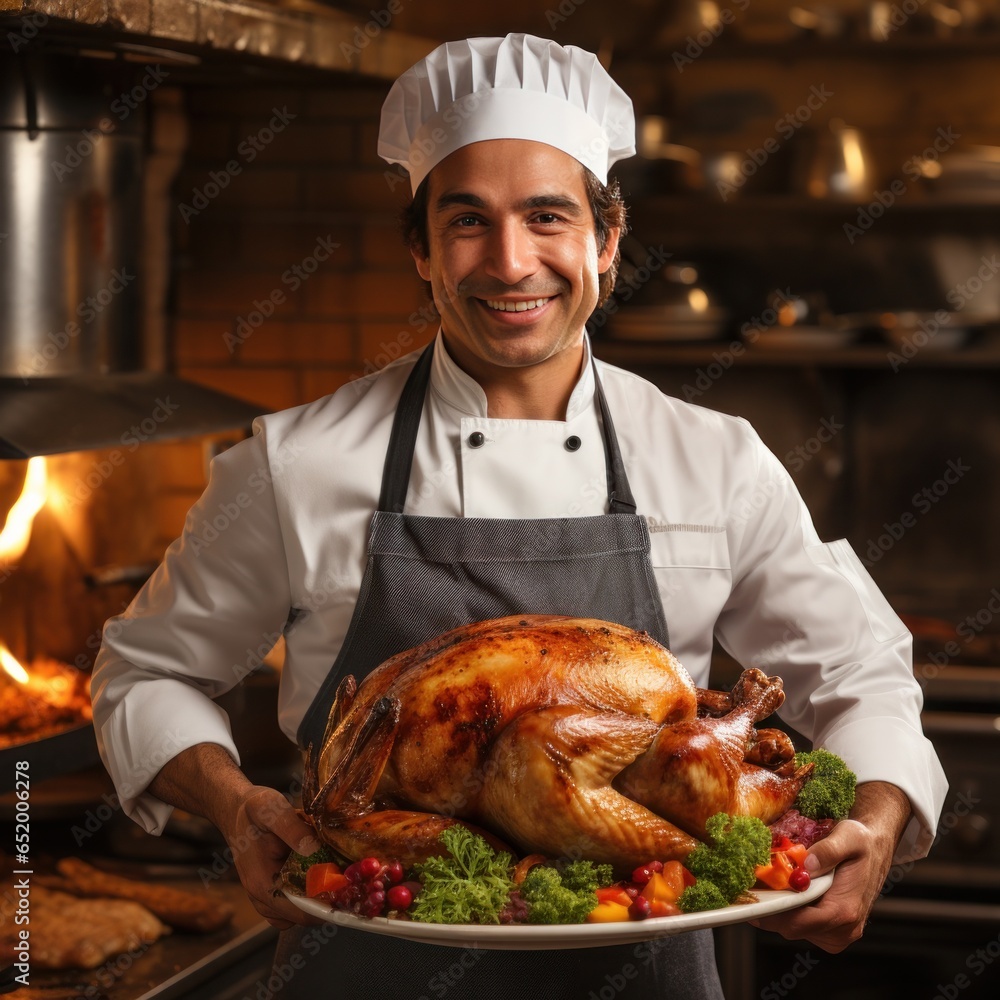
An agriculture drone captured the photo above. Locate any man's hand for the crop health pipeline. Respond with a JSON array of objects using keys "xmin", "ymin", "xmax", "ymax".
[
  {"xmin": 216, "ymin": 785, "xmax": 324, "ymax": 929},
  {"xmin": 749, "ymin": 781, "xmax": 911, "ymax": 953},
  {"xmin": 149, "ymin": 743, "xmax": 323, "ymax": 929}
]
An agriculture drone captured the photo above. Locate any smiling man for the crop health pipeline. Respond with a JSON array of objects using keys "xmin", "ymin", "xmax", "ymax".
[
  {"xmin": 407, "ymin": 138, "xmax": 619, "ymax": 418},
  {"xmin": 92, "ymin": 32, "xmax": 946, "ymax": 1000}
]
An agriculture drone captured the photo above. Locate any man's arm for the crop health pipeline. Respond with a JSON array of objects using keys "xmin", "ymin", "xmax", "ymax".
[
  {"xmin": 750, "ymin": 780, "xmax": 911, "ymax": 952},
  {"xmin": 149, "ymin": 744, "xmax": 322, "ymax": 928},
  {"xmin": 92, "ymin": 428, "xmax": 296, "ymax": 835}
]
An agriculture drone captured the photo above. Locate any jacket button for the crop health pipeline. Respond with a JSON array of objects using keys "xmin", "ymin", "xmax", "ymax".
[
  {"xmin": 565, "ymin": 435, "xmax": 582, "ymax": 451},
  {"xmin": 468, "ymin": 431, "xmax": 486, "ymax": 448}
]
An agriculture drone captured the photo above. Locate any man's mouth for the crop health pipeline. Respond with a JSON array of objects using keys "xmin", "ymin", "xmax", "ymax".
[{"xmin": 482, "ymin": 297, "xmax": 555, "ymax": 313}]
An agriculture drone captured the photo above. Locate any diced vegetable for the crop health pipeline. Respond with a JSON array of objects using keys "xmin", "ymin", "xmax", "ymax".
[
  {"xmin": 784, "ymin": 843, "xmax": 808, "ymax": 868},
  {"xmin": 305, "ymin": 862, "xmax": 347, "ymax": 898},
  {"xmin": 670, "ymin": 859, "xmax": 697, "ymax": 889},
  {"xmin": 754, "ymin": 851, "xmax": 796, "ymax": 891},
  {"xmin": 596, "ymin": 886, "xmax": 633, "ymax": 907},
  {"xmin": 647, "ymin": 899, "xmax": 682, "ymax": 918},
  {"xmin": 641, "ymin": 871, "xmax": 682, "ymax": 907},
  {"xmin": 770, "ymin": 835, "xmax": 807, "ymax": 866},
  {"xmin": 585, "ymin": 901, "xmax": 631, "ymax": 923}
]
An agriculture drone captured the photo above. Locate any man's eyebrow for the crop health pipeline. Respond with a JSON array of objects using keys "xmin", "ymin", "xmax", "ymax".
[
  {"xmin": 432, "ymin": 192, "xmax": 585, "ymax": 216},
  {"xmin": 522, "ymin": 194, "xmax": 584, "ymax": 216},
  {"xmin": 434, "ymin": 192, "xmax": 488, "ymax": 212}
]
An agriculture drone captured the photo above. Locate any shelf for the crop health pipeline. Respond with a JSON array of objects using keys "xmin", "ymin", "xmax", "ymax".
[
  {"xmin": 632, "ymin": 32, "xmax": 1000, "ymax": 62},
  {"xmin": 627, "ymin": 194, "xmax": 1000, "ymax": 217},
  {"xmin": 594, "ymin": 338, "xmax": 1000, "ymax": 370}
]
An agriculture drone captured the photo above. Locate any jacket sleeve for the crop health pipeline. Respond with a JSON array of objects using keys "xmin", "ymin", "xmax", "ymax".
[
  {"xmin": 90, "ymin": 425, "xmax": 293, "ymax": 835},
  {"xmin": 714, "ymin": 420, "xmax": 947, "ymax": 864}
]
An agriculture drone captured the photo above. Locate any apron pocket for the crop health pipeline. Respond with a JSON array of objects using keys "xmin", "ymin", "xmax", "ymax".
[{"xmin": 648, "ymin": 523, "xmax": 731, "ymax": 571}]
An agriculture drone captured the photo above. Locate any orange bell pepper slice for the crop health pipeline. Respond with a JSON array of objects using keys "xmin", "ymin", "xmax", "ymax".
[
  {"xmin": 305, "ymin": 862, "xmax": 348, "ymax": 898},
  {"xmin": 784, "ymin": 843, "xmax": 808, "ymax": 868},
  {"xmin": 658, "ymin": 861, "xmax": 690, "ymax": 900},
  {"xmin": 596, "ymin": 886, "xmax": 634, "ymax": 907},
  {"xmin": 642, "ymin": 871, "xmax": 683, "ymax": 906},
  {"xmin": 755, "ymin": 851, "xmax": 796, "ymax": 891},
  {"xmin": 648, "ymin": 899, "xmax": 683, "ymax": 918},
  {"xmin": 586, "ymin": 901, "xmax": 632, "ymax": 923}
]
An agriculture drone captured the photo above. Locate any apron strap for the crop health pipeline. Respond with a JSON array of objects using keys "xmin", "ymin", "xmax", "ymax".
[
  {"xmin": 377, "ymin": 342, "xmax": 436, "ymax": 514},
  {"xmin": 593, "ymin": 367, "xmax": 637, "ymax": 515},
  {"xmin": 378, "ymin": 338, "xmax": 639, "ymax": 515}
]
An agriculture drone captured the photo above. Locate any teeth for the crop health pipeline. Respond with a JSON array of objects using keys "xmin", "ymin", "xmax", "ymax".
[{"xmin": 485, "ymin": 298, "xmax": 551, "ymax": 312}]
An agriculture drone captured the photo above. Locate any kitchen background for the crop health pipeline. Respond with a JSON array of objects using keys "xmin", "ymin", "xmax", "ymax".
[{"xmin": 1, "ymin": 1, "xmax": 999, "ymax": 998}]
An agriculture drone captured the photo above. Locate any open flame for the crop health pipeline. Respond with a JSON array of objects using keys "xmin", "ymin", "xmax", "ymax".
[
  {"xmin": 0, "ymin": 457, "xmax": 48, "ymax": 563},
  {"xmin": 0, "ymin": 644, "xmax": 29, "ymax": 685},
  {"xmin": 0, "ymin": 642, "xmax": 93, "ymax": 747}
]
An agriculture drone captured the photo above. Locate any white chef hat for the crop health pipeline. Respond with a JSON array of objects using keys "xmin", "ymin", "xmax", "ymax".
[{"xmin": 378, "ymin": 33, "xmax": 635, "ymax": 194}]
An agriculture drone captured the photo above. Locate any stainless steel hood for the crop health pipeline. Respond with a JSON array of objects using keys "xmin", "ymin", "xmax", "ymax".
[
  {"xmin": 0, "ymin": 374, "xmax": 262, "ymax": 458},
  {"xmin": 0, "ymin": 4, "xmax": 438, "ymax": 458},
  {"xmin": 0, "ymin": 54, "xmax": 261, "ymax": 457}
]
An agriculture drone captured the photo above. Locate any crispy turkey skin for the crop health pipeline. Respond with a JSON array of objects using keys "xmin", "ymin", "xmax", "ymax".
[{"xmin": 302, "ymin": 615, "xmax": 811, "ymax": 870}]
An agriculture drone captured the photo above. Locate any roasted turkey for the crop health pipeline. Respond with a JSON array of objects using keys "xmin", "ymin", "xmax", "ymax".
[{"xmin": 302, "ymin": 615, "xmax": 813, "ymax": 871}]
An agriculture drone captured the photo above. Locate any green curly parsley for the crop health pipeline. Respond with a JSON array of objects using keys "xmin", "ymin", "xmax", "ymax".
[{"xmin": 410, "ymin": 826, "xmax": 516, "ymax": 925}]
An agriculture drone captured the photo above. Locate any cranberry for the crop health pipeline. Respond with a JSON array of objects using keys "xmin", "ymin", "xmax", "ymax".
[
  {"xmin": 623, "ymin": 884, "xmax": 641, "ymax": 899},
  {"xmin": 343, "ymin": 862, "xmax": 364, "ymax": 883},
  {"xmin": 387, "ymin": 885, "xmax": 413, "ymax": 910},
  {"xmin": 649, "ymin": 860, "xmax": 664, "ymax": 873},
  {"xmin": 788, "ymin": 869, "xmax": 811, "ymax": 893},
  {"xmin": 385, "ymin": 860, "xmax": 405, "ymax": 884},
  {"xmin": 629, "ymin": 896, "xmax": 651, "ymax": 920},
  {"xmin": 359, "ymin": 856, "xmax": 382, "ymax": 878},
  {"xmin": 631, "ymin": 865, "xmax": 654, "ymax": 885}
]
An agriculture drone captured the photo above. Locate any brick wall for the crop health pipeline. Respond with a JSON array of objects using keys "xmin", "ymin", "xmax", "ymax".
[
  {"xmin": 154, "ymin": 77, "xmax": 435, "ymax": 547},
  {"xmin": 149, "ymin": 47, "xmax": 1000, "ymax": 550}
]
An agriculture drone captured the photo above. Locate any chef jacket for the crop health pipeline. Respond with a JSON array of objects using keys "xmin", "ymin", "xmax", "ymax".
[{"xmin": 91, "ymin": 331, "xmax": 947, "ymax": 862}]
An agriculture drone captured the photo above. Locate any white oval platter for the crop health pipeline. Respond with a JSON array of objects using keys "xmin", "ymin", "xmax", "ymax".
[{"xmin": 284, "ymin": 872, "xmax": 833, "ymax": 951}]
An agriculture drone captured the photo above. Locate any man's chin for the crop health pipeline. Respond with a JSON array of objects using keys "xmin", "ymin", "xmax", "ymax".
[{"xmin": 449, "ymin": 323, "xmax": 583, "ymax": 371}]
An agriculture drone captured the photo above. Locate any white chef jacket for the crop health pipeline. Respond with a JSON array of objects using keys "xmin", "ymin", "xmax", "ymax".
[{"xmin": 91, "ymin": 332, "xmax": 947, "ymax": 862}]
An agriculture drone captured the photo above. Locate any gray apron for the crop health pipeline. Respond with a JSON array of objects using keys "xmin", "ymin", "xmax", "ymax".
[{"xmin": 279, "ymin": 341, "xmax": 724, "ymax": 1000}]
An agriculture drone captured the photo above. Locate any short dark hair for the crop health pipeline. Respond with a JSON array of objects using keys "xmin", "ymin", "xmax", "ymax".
[{"xmin": 401, "ymin": 166, "xmax": 628, "ymax": 308}]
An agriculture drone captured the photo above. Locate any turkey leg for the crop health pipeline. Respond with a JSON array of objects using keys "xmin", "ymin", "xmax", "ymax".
[{"xmin": 615, "ymin": 668, "xmax": 813, "ymax": 838}]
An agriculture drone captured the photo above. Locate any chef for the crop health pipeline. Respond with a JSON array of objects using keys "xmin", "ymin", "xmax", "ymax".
[{"xmin": 92, "ymin": 33, "xmax": 947, "ymax": 1000}]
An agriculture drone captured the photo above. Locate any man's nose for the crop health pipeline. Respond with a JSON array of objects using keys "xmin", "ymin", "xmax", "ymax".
[{"xmin": 483, "ymin": 220, "xmax": 538, "ymax": 285}]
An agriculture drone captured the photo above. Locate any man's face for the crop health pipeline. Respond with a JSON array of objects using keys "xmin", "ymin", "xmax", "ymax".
[{"xmin": 411, "ymin": 139, "xmax": 619, "ymax": 379}]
